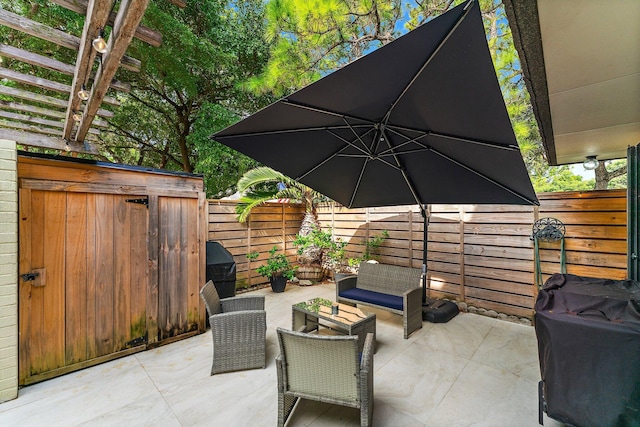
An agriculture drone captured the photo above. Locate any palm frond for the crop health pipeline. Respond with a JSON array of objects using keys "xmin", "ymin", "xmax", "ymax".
[
  {"xmin": 237, "ymin": 166, "xmax": 286, "ymax": 192},
  {"xmin": 235, "ymin": 190, "xmax": 280, "ymax": 222}
]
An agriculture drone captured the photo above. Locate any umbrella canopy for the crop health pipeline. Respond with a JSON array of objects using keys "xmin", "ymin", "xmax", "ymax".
[{"xmin": 212, "ymin": 0, "xmax": 538, "ymax": 209}]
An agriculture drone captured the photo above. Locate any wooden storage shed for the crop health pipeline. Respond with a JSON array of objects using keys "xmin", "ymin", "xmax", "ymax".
[{"xmin": 17, "ymin": 152, "xmax": 206, "ymax": 385}]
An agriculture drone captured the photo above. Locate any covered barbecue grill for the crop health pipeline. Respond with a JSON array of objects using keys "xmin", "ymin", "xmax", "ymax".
[
  {"xmin": 534, "ymin": 273, "xmax": 640, "ymax": 426},
  {"xmin": 205, "ymin": 241, "xmax": 237, "ymax": 299}
]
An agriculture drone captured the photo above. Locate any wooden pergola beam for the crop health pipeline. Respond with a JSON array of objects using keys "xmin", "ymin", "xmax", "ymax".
[
  {"xmin": 0, "ymin": 66, "xmax": 69, "ymax": 93},
  {"xmin": 0, "ymin": 8, "xmax": 141, "ymax": 72},
  {"xmin": 0, "ymin": 85, "xmax": 114, "ymax": 118},
  {"xmin": 0, "ymin": 7, "xmax": 77, "ymax": 49},
  {"xmin": 64, "ymin": 0, "xmax": 114, "ymax": 138},
  {"xmin": 75, "ymin": 0, "xmax": 150, "ymax": 142},
  {"xmin": 0, "ymin": 67, "xmax": 120, "ymax": 107},
  {"xmin": 1, "ymin": 128, "xmax": 100, "ymax": 155},
  {"xmin": 0, "ymin": 44, "xmax": 130, "ymax": 92},
  {"xmin": 0, "ymin": 118, "xmax": 99, "ymax": 137},
  {"xmin": 0, "ymin": 44, "xmax": 74, "ymax": 74},
  {"xmin": 0, "ymin": 101, "xmax": 108, "ymax": 127},
  {"xmin": 0, "ymin": 100, "xmax": 66, "ymax": 119},
  {"xmin": 49, "ymin": 0, "xmax": 163, "ymax": 47},
  {"xmin": 0, "ymin": 111, "xmax": 101, "ymax": 134},
  {"xmin": 0, "ymin": 118, "xmax": 63, "ymax": 137}
]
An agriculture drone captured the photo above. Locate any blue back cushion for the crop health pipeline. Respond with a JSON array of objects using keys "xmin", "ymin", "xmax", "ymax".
[{"xmin": 340, "ymin": 288, "xmax": 403, "ymax": 311}]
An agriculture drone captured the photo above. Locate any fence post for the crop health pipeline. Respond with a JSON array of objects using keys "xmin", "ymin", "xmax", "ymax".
[
  {"xmin": 408, "ymin": 208, "xmax": 414, "ymax": 268},
  {"xmin": 247, "ymin": 211, "xmax": 252, "ymax": 287},
  {"xmin": 459, "ymin": 205, "xmax": 465, "ymax": 302}
]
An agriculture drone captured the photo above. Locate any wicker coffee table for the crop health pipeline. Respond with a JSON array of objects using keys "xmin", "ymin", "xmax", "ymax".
[{"xmin": 292, "ymin": 297, "xmax": 376, "ymax": 352}]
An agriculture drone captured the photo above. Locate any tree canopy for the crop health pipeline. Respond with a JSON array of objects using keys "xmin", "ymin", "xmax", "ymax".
[
  {"xmin": 0, "ymin": 0, "xmax": 625, "ymax": 195},
  {"xmin": 104, "ymin": 0, "xmax": 274, "ymax": 197}
]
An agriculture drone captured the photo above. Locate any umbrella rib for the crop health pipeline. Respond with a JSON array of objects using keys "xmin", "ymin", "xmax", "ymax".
[
  {"xmin": 296, "ymin": 147, "xmax": 344, "ymax": 181},
  {"xmin": 378, "ymin": 147, "xmax": 431, "ymax": 158},
  {"xmin": 349, "ymin": 157, "xmax": 370, "ymax": 208},
  {"xmin": 282, "ymin": 99, "xmax": 376, "ymax": 126},
  {"xmin": 381, "ymin": 128, "xmax": 422, "ymax": 205},
  {"xmin": 326, "ymin": 129, "xmax": 373, "ymax": 157},
  {"xmin": 377, "ymin": 132, "xmax": 430, "ymax": 157},
  {"xmin": 386, "ymin": 0, "xmax": 474, "ymax": 119},
  {"xmin": 427, "ymin": 131, "xmax": 520, "ymax": 151},
  {"xmin": 297, "ymin": 128, "xmax": 373, "ymax": 182},
  {"xmin": 215, "ymin": 124, "xmax": 370, "ymax": 139},
  {"xmin": 343, "ymin": 118, "xmax": 375, "ymax": 153},
  {"xmin": 429, "ymin": 146, "xmax": 538, "ymax": 205},
  {"xmin": 385, "ymin": 125, "xmax": 520, "ymax": 151}
]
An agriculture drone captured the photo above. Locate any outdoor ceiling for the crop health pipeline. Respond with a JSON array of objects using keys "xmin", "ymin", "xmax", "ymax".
[
  {"xmin": 0, "ymin": 0, "xmax": 185, "ymax": 156},
  {"xmin": 504, "ymin": 0, "xmax": 640, "ymax": 166}
]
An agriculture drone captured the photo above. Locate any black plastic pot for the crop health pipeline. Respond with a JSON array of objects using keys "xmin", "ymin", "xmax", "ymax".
[{"xmin": 269, "ymin": 275, "xmax": 287, "ymax": 293}]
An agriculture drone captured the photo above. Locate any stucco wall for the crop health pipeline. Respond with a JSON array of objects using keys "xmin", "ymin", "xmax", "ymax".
[{"xmin": 0, "ymin": 139, "xmax": 17, "ymax": 402}]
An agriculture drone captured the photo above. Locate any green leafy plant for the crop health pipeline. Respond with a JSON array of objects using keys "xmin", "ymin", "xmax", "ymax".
[
  {"xmin": 247, "ymin": 246, "xmax": 297, "ymax": 280},
  {"xmin": 293, "ymin": 227, "xmax": 334, "ymax": 265},
  {"xmin": 347, "ymin": 230, "xmax": 389, "ymax": 269},
  {"xmin": 293, "ymin": 227, "xmax": 351, "ymax": 273}
]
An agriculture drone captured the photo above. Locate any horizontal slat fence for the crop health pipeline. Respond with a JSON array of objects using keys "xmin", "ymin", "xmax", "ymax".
[
  {"xmin": 209, "ymin": 190, "xmax": 627, "ymax": 318},
  {"xmin": 207, "ymin": 200, "xmax": 305, "ymax": 287}
]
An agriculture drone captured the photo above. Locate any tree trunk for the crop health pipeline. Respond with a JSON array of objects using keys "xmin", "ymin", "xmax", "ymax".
[
  {"xmin": 594, "ymin": 162, "xmax": 627, "ymax": 190},
  {"xmin": 298, "ymin": 212, "xmax": 322, "ymax": 265}
]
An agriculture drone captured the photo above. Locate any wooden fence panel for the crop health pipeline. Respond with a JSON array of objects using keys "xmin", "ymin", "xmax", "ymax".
[
  {"xmin": 208, "ymin": 190, "xmax": 627, "ymax": 318},
  {"xmin": 208, "ymin": 201, "xmax": 305, "ymax": 287}
]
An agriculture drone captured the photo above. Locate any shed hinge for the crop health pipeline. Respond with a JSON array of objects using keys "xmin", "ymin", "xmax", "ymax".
[
  {"xmin": 125, "ymin": 197, "xmax": 149, "ymax": 207},
  {"xmin": 125, "ymin": 332, "xmax": 147, "ymax": 348}
]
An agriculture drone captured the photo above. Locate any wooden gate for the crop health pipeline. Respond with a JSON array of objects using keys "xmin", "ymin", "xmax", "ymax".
[{"xmin": 19, "ymin": 190, "xmax": 149, "ymax": 385}]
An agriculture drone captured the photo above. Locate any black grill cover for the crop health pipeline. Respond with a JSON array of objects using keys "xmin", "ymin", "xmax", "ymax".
[
  {"xmin": 205, "ymin": 241, "xmax": 236, "ymax": 299},
  {"xmin": 535, "ymin": 273, "xmax": 640, "ymax": 426}
]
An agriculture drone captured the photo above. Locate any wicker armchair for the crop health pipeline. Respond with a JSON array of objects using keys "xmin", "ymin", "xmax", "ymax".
[
  {"xmin": 276, "ymin": 327, "xmax": 374, "ymax": 427},
  {"xmin": 199, "ymin": 281, "xmax": 266, "ymax": 375}
]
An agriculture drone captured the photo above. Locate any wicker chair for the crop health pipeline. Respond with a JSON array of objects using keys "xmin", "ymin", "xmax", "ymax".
[
  {"xmin": 199, "ymin": 280, "xmax": 266, "ymax": 375},
  {"xmin": 276, "ymin": 327, "xmax": 374, "ymax": 426}
]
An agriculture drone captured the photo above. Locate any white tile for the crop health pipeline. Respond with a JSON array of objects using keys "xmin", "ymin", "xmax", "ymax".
[{"xmin": 0, "ymin": 282, "xmax": 563, "ymax": 427}]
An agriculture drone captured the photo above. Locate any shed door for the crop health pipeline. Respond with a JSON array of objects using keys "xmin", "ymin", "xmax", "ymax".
[
  {"xmin": 19, "ymin": 190, "xmax": 149, "ymax": 385},
  {"xmin": 157, "ymin": 196, "xmax": 201, "ymax": 340}
]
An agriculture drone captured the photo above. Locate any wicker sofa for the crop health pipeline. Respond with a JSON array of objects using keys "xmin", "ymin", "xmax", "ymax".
[{"xmin": 336, "ymin": 262, "xmax": 422, "ymax": 339}]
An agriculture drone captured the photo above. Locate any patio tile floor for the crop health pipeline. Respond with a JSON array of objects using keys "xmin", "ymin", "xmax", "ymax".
[{"xmin": 0, "ymin": 282, "xmax": 565, "ymax": 426}]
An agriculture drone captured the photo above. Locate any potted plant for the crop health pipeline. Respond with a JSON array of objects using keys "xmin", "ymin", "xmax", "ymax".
[
  {"xmin": 247, "ymin": 246, "xmax": 297, "ymax": 293},
  {"xmin": 292, "ymin": 226, "xmax": 335, "ymax": 281}
]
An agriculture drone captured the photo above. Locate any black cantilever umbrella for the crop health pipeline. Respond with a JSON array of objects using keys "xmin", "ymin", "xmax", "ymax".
[{"xmin": 213, "ymin": 0, "xmax": 538, "ymax": 310}]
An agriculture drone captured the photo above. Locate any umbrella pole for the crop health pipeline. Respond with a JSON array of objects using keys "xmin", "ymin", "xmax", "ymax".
[{"xmin": 421, "ymin": 204, "xmax": 430, "ymax": 304}]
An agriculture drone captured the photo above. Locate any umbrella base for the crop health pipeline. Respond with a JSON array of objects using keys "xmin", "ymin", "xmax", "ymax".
[{"xmin": 422, "ymin": 298, "xmax": 459, "ymax": 323}]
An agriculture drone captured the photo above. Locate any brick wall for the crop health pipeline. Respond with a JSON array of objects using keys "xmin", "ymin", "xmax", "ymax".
[{"xmin": 0, "ymin": 139, "xmax": 17, "ymax": 402}]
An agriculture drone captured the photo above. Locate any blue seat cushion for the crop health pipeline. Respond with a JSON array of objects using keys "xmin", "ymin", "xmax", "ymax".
[{"xmin": 340, "ymin": 288, "xmax": 403, "ymax": 311}]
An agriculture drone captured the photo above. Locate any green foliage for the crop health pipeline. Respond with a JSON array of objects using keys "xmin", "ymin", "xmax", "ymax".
[
  {"xmin": 292, "ymin": 226, "xmax": 348, "ymax": 270},
  {"xmin": 250, "ymin": 0, "xmax": 402, "ymax": 95},
  {"xmin": 105, "ymin": 0, "xmax": 274, "ymax": 195},
  {"xmin": 532, "ymin": 167, "xmax": 595, "ymax": 193},
  {"xmin": 189, "ymin": 103, "xmax": 259, "ymax": 197},
  {"xmin": 235, "ymin": 166, "xmax": 327, "ymax": 222},
  {"xmin": 363, "ymin": 230, "xmax": 389, "ymax": 260},
  {"xmin": 293, "ymin": 227, "xmax": 334, "ymax": 255},
  {"xmin": 247, "ymin": 246, "xmax": 297, "ymax": 280},
  {"xmin": 347, "ymin": 230, "xmax": 389, "ymax": 268}
]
